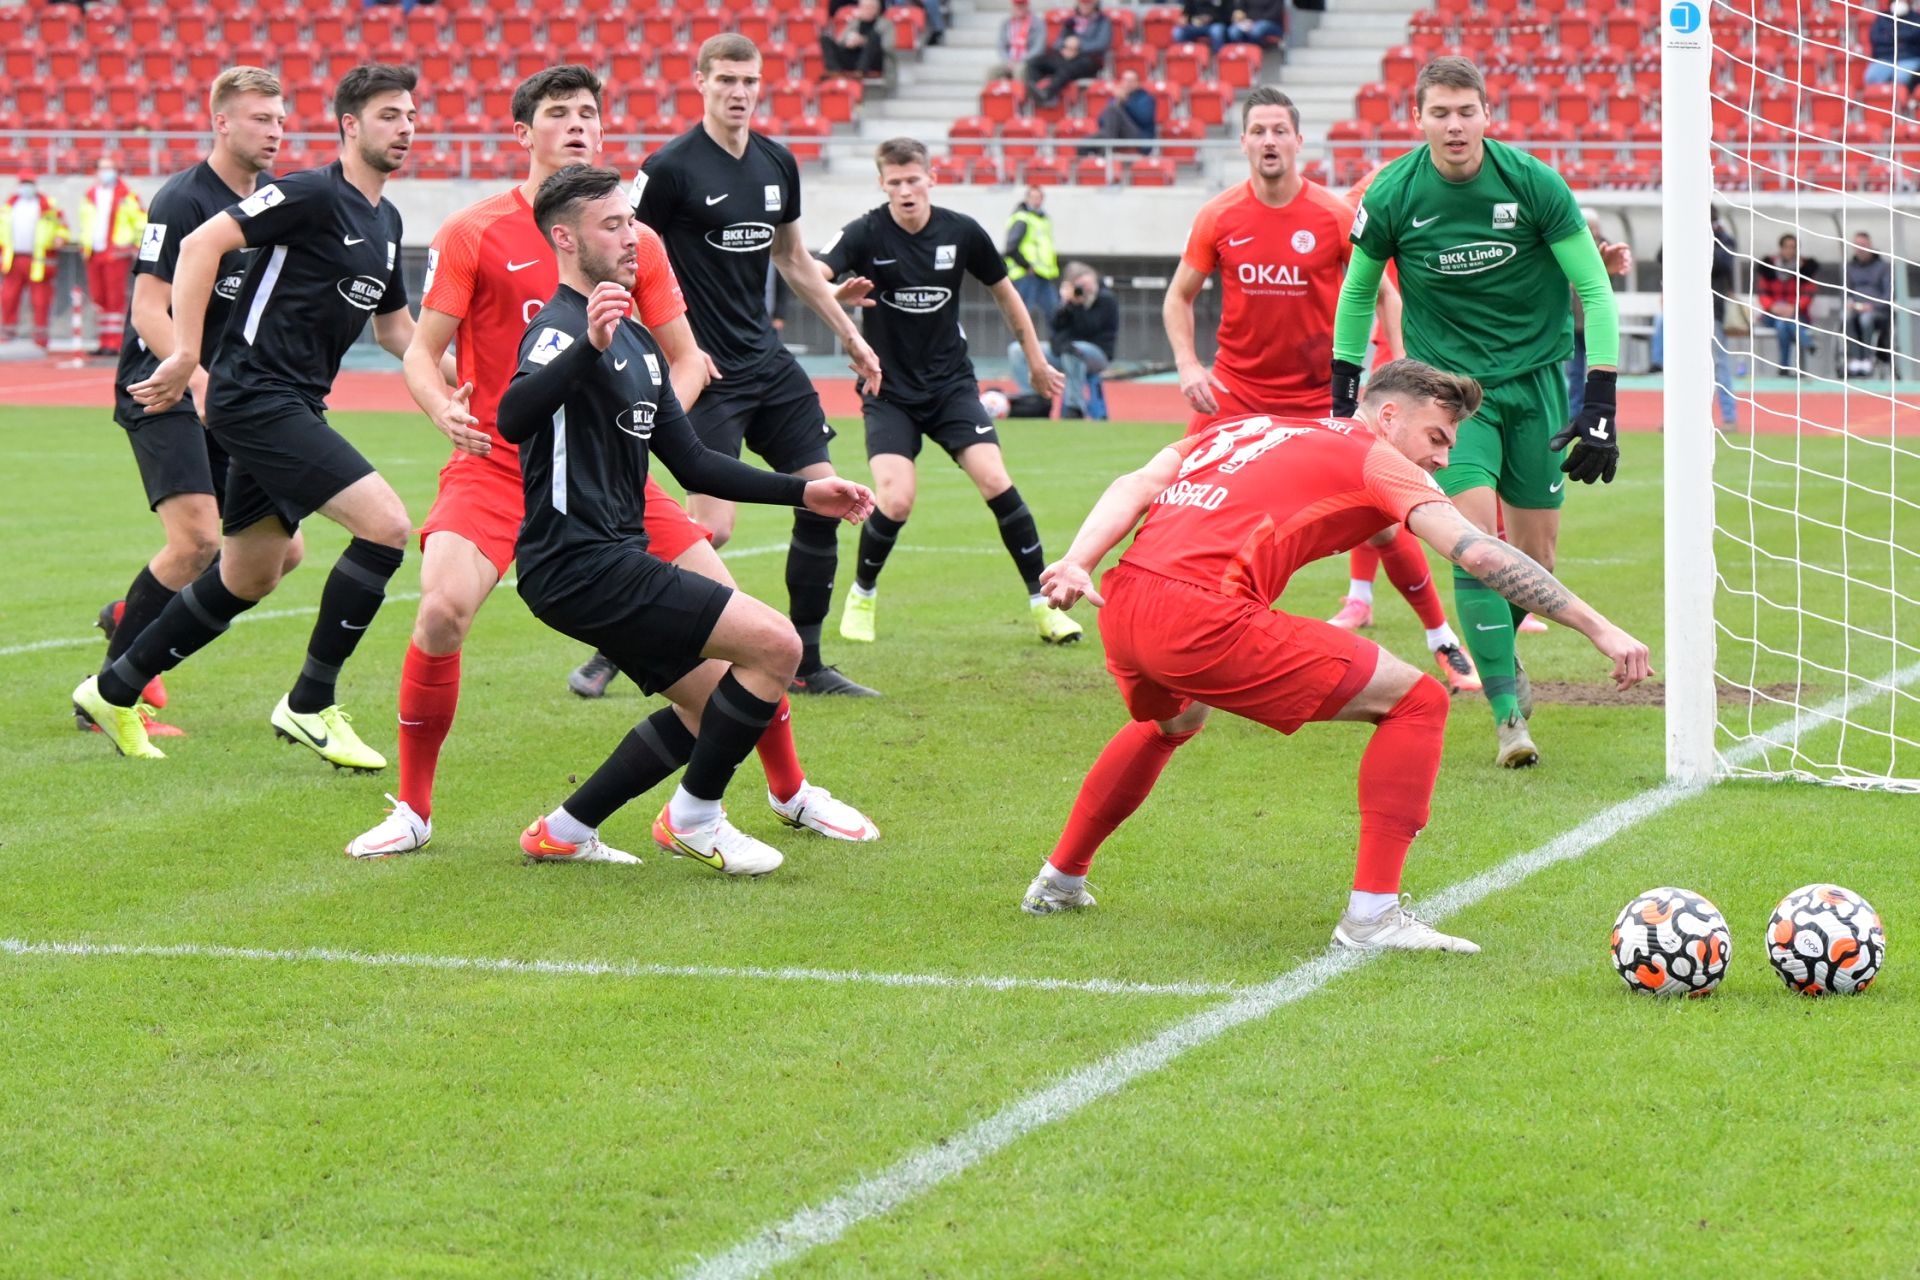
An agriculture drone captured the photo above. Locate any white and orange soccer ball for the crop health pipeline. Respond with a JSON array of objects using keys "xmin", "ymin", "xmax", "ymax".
[
  {"xmin": 1610, "ymin": 887, "xmax": 1731, "ymax": 997},
  {"xmin": 1767, "ymin": 883, "xmax": 1885, "ymax": 995},
  {"xmin": 979, "ymin": 389, "xmax": 1011, "ymax": 420}
]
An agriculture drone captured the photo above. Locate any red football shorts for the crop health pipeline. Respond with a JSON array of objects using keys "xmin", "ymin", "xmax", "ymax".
[
  {"xmin": 419, "ymin": 451, "xmax": 712, "ymax": 576},
  {"xmin": 1097, "ymin": 565, "xmax": 1380, "ymax": 733},
  {"xmin": 1186, "ymin": 381, "xmax": 1333, "ymax": 437}
]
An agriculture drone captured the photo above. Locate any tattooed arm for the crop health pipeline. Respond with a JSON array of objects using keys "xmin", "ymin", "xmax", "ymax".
[{"xmin": 1405, "ymin": 500, "xmax": 1654, "ymax": 690}]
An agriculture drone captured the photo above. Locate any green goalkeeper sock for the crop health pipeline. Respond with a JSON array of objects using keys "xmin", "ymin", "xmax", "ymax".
[{"xmin": 1454, "ymin": 567, "xmax": 1521, "ymax": 723}]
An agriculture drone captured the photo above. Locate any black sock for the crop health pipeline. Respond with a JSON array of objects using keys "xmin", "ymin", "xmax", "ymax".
[
  {"xmin": 288, "ymin": 538, "xmax": 404, "ymax": 714},
  {"xmin": 681, "ymin": 670, "xmax": 780, "ymax": 802},
  {"xmin": 100, "ymin": 566, "xmax": 254, "ymax": 706},
  {"xmin": 565, "ymin": 705, "xmax": 697, "ymax": 828},
  {"xmin": 103, "ymin": 566, "xmax": 177, "ymax": 671},
  {"xmin": 786, "ymin": 510, "xmax": 840, "ymax": 674},
  {"xmin": 853, "ymin": 510, "xmax": 905, "ymax": 592},
  {"xmin": 987, "ymin": 485, "xmax": 1046, "ymax": 595}
]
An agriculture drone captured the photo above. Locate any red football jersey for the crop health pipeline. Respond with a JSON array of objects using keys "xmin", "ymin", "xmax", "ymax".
[
  {"xmin": 1181, "ymin": 180, "xmax": 1356, "ymax": 416},
  {"xmin": 423, "ymin": 186, "xmax": 685, "ymax": 455},
  {"xmin": 1120, "ymin": 415, "xmax": 1450, "ymax": 606}
]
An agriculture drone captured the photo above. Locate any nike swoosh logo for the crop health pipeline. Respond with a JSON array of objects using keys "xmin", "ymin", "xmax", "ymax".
[
  {"xmin": 1549, "ymin": 480, "xmax": 1565, "ymax": 493},
  {"xmin": 860, "ymin": 558, "xmax": 884, "ymax": 567},
  {"xmin": 873, "ymin": 257, "xmax": 897, "ymax": 264},
  {"xmin": 1019, "ymin": 542, "xmax": 1041, "ymax": 555},
  {"xmin": 1411, "ymin": 215, "xmax": 1439, "ymax": 228},
  {"xmin": 340, "ymin": 620, "xmax": 370, "ymax": 630},
  {"xmin": 975, "ymin": 424, "xmax": 993, "ymax": 434},
  {"xmin": 614, "ymin": 358, "xmax": 628, "ymax": 370},
  {"xmin": 398, "ymin": 718, "xmax": 424, "ymax": 726},
  {"xmin": 344, "ymin": 235, "xmax": 366, "ymax": 245},
  {"xmin": 506, "ymin": 260, "xmax": 538, "ymax": 272},
  {"xmin": 1474, "ymin": 622, "xmax": 1506, "ymax": 632},
  {"xmin": 535, "ymin": 838, "xmax": 573, "ymax": 854},
  {"xmin": 364, "ymin": 834, "xmax": 410, "ymax": 851},
  {"xmin": 168, "ymin": 648, "xmax": 186, "ymax": 660},
  {"xmin": 705, "ymin": 193, "xmax": 728, "ymax": 205},
  {"xmin": 1227, "ymin": 235, "xmax": 1255, "ymax": 247}
]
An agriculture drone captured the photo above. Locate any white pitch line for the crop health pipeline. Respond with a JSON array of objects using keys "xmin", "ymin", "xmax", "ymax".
[
  {"xmin": 0, "ymin": 938, "xmax": 1241, "ymax": 1000},
  {"xmin": 679, "ymin": 663, "xmax": 1920, "ymax": 1280}
]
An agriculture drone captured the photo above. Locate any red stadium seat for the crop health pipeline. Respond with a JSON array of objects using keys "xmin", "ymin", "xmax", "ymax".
[
  {"xmin": 1186, "ymin": 80, "xmax": 1233, "ymax": 126},
  {"xmin": 948, "ymin": 115, "xmax": 994, "ymax": 159},
  {"xmin": 453, "ymin": 11, "xmax": 490, "ymax": 48},
  {"xmin": 1355, "ymin": 82, "xmax": 1396, "ymax": 127},
  {"xmin": 1142, "ymin": 5, "xmax": 1180, "ymax": 50},
  {"xmin": 689, "ymin": 13, "xmax": 727, "ymax": 43},
  {"xmin": 609, "ymin": 44, "xmax": 652, "ymax": 84},
  {"xmin": 0, "ymin": 9, "xmax": 23, "ymax": 44},
  {"xmin": 768, "ymin": 82, "xmax": 812, "ymax": 123},
  {"xmin": 1083, "ymin": 78, "xmax": 1118, "ymax": 122},
  {"xmin": 659, "ymin": 42, "xmax": 697, "ymax": 83},
  {"xmin": 620, "ymin": 76, "xmax": 667, "ymax": 123},
  {"xmin": 1159, "ymin": 117, "xmax": 1205, "ymax": 164},
  {"xmin": 12, "ymin": 83, "xmax": 47, "ymax": 126},
  {"xmin": 1381, "ymin": 44, "xmax": 1419, "ymax": 91},
  {"xmin": 498, "ymin": 13, "xmax": 534, "ymax": 48},
  {"xmin": 885, "ymin": 5, "xmax": 924, "ymax": 50},
  {"xmin": 467, "ymin": 46, "xmax": 506, "ymax": 86},
  {"xmin": 128, "ymin": 8, "xmax": 164, "ymax": 46},
  {"xmin": 1000, "ymin": 117, "xmax": 1050, "ymax": 161},
  {"xmin": 1108, "ymin": 6, "xmax": 1138, "ymax": 46},
  {"xmin": 1554, "ymin": 83, "xmax": 1596, "ymax": 127},
  {"xmin": 1808, "ymin": 90, "xmax": 1849, "ymax": 131},
  {"xmin": 641, "ymin": 12, "xmax": 679, "ymax": 47},
  {"xmin": 786, "ymin": 114, "xmax": 829, "ymax": 162},
  {"xmin": 1603, "ymin": 13, "xmax": 1643, "ymax": 50},
  {"xmin": 106, "ymin": 77, "xmax": 141, "ymax": 123},
  {"xmin": 674, "ymin": 83, "xmax": 707, "ymax": 125},
  {"xmin": 969, "ymin": 156, "xmax": 1002, "ymax": 184},
  {"xmin": 1054, "ymin": 117, "xmax": 1098, "ymax": 146},
  {"xmin": 1073, "ymin": 156, "xmax": 1114, "ymax": 184},
  {"xmin": 1112, "ymin": 49, "xmax": 1152, "ymax": 83},
  {"xmin": 1216, "ymin": 43, "xmax": 1262, "ymax": 88},
  {"xmin": 1022, "ymin": 156, "xmax": 1069, "ymax": 185},
  {"xmin": 980, "ymin": 77, "xmax": 1019, "ymax": 122},
  {"xmin": 1163, "ymin": 41, "xmax": 1209, "ymax": 87},
  {"xmin": 1505, "ymin": 80, "xmax": 1546, "ymax": 127},
  {"xmin": 817, "ymin": 76, "xmax": 863, "ymax": 123},
  {"xmin": 545, "ymin": 13, "xmax": 583, "ymax": 47},
  {"xmin": 931, "ymin": 155, "xmax": 969, "ymax": 185},
  {"xmin": 738, "ymin": 8, "xmax": 778, "ymax": 44},
  {"xmin": 220, "ymin": 13, "xmax": 256, "ymax": 45},
  {"xmin": 1129, "ymin": 156, "xmax": 1177, "ymax": 185}
]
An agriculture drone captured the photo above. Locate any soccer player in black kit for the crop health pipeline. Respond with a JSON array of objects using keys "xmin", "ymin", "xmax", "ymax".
[
  {"xmin": 819, "ymin": 136, "xmax": 1083, "ymax": 647},
  {"xmin": 77, "ymin": 65, "xmax": 430, "ymax": 768},
  {"xmin": 499, "ymin": 165, "xmax": 876, "ymax": 873},
  {"xmin": 91, "ymin": 66, "xmax": 307, "ymax": 737},
  {"xmin": 632, "ymin": 33, "xmax": 885, "ymax": 698}
]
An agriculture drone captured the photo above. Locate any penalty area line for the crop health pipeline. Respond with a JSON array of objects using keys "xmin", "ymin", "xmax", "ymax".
[
  {"xmin": 0, "ymin": 938, "xmax": 1242, "ymax": 1000},
  {"xmin": 677, "ymin": 663, "xmax": 1920, "ymax": 1280}
]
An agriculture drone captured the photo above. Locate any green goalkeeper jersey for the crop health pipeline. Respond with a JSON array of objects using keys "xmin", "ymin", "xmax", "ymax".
[{"xmin": 1348, "ymin": 137, "xmax": 1588, "ymax": 383}]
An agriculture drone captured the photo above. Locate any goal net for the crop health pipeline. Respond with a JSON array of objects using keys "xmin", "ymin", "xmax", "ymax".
[{"xmin": 1664, "ymin": 0, "xmax": 1920, "ymax": 790}]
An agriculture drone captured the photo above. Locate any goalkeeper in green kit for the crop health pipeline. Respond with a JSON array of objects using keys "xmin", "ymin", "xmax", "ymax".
[{"xmin": 1330, "ymin": 56, "xmax": 1622, "ymax": 768}]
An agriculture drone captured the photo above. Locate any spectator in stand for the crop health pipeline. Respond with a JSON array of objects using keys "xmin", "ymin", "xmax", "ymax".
[
  {"xmin": 1091, "ymin": 68, "xmax": 1157, "ymax": 154},
  {"xmin": 1710, "ymin": 210, "xmax": 1740, "ymax": 430},
  {"xmin": 913, "ymin": 0, "xmax": 947, "ymax": 46},
  {"xmin": 0, "ymin": 170, "xmax": 71, "ymax": 349},
  {"xmin": 1225, "ymin": 0, "xmax": 1287, "ymax": 48},
  {"xmin": 991, "ymin": 0, "xmax": 1043, "ymax": 81},
  {"xmin": 1845, "ymin": 230, "xmax": 1894, "ymax": 376},
  {"xmin": 1757, "ymin": 233, "xmax": 1821, "ymax": 371},
  {"xmin": 1173, "ymin": 0, "xmax": 1228, "ymax": 53},
  {"xmin": 79, "ymin": 154, "xmax": 146, "ymax": 357},
  {"xmin": 1025, "ymin": 0, "xmax": 1112, "ymax": 107},
  {"xmin": 821, "ymin": 0, "xmax": 896, "ymax": 80},
  {"xmin": 1003, "ymin": 184, "xmax": 1058, "ymax": 330},
  {"xmin": 1010, "ymin": 261, "xmax": 1118, "ymax": 418},
  {"xmin": 1865, "ymin": 0, "xmax": 1920, "ymax": 97}
]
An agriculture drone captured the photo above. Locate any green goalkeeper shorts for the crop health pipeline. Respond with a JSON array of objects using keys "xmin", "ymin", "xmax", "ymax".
[{"xmin": 1435, "ymin": 361, "xmax": 1571, "ymax": 510}]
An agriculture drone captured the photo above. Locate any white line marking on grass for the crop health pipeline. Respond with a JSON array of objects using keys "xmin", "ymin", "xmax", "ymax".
[
  {"xmin": 721, "ymin": 543, "xmax": 1004, "ymax": 560},
  {"xmin": 679, "ymin": 664, "xmax": 1920, "ymax": 1280},
  {"xmin": 0, "ymin": 939, "xmax": 1241, "ymax": 1000}
]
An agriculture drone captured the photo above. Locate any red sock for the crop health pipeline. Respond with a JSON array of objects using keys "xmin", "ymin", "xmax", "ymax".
[
  {"xmin": 1349, "ymin": 542, "xmax": 1382, "ymax": 583},
  {"xmin": 1048, "ymin": 719, "xmax": 1201, "ymax": 876},
  {"xmin": 397, "ymin": 644, "xmax": 461, "ymax": 819},
  {"xmin": 1378, "ymin": 525, "xmax": 1448, "ymax": 630},
  {"xmin": 1354, "ymin": 676, "xmax": 1448, "ymax": 893},
  {"xmin": 755, "ymin": 696, "xmax": 807, "ymax": 804}
]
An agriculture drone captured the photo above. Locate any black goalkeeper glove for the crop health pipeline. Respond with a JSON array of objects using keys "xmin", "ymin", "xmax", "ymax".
[
  {"xmin": 1331, "ymin": 359, "xmax": 1363, "ymax": 419},
  {"xmin": 1548, "ymin": 369, "xmax": 1619, "ymax": 485}
]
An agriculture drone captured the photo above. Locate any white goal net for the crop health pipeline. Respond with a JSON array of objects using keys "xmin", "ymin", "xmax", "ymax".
[{"xmin": 1664, "ymin": 0, "xmax": 1920, "ymax": 790}]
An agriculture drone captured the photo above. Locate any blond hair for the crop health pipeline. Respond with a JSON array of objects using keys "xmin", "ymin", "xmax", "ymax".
[
  {"xmin": 210, "ymin": 66, "xmax": 284, "ymax": 117},
  {"xmin": 1362, "ymin": 358, "xmax": 1483, "ymax": 422}
]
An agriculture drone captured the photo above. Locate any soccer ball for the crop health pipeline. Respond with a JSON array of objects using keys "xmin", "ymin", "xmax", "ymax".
[
  {"xmin": 1767, "ymin": 884, "xmax": 1885, "ymax": 995},
  {"xmin": 979, "ymin": 389, "xmax": 1011, "ymax": 420},
  {"xmin": 1610, "ymin": 887, "xmax": 1731, "ymax": 997}
]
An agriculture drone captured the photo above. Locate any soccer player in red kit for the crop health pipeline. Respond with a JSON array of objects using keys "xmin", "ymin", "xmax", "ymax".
[
  {"xmin": 1020, "ymin": 360, "xmax": 1651, "ymax": 950},
  {"xmin": 1161, "ymin": 89, "xmax": 1480, "ymax": 697},
  {"xmin": 346, "ymin": 66, "xmax": 876, "ymax": 858}
]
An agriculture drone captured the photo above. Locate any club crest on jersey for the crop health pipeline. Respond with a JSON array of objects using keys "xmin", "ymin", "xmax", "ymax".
[
  {"xmin": 882, "ymin": 286, "xmax": 952, "ymax": 314},
  {"xmin": 528, "ymin": 326, "xmax": 573, "ymax": 365},
  {"xmin": 642, "ymin": 353, "xmax": 661, "ymax": 384},
  {"xmin": 1492, "ymin": 202, "xmax": 1518, "ymax": 229},
  {"xmin": 617, "ymin": 399, "xmax": 657, "ymax": 440},
  {"xmin": 138, "ymin": 223, "xmax": 166, "ymax": 263},
  {"xmin": 1424, "ymin": 241, "xmax": 1519, "ymax": 276},
  {"xmin": 1291, "ymin": 229, "xmax": 1316, "ymax": 254},
  {"xmin": 237, "ymin": 184, "xmax": 284, "ymax": 217},
  {"xmin": 934, "ymin": 244, "xmax": 956, "ymax": 270},
  {"xmin": 763, "ymin": 183, "xmax": 782, "ymax": 212},
  {"xmin": 337, "ymin": 274, "xmax": 388, "ymax": 311},
  {"xmin": 706, "ymin": 222, "xmax": 775, "ymax": 253}
]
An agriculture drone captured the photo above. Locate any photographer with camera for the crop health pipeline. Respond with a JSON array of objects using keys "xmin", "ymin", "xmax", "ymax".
[{"xmin": 1010, "ymin": 261, "xmax": 1117, "ymax": 419}]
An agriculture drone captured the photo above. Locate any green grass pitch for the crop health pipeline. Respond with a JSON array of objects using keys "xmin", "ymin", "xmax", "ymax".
[{"xmin": 1, "ymin": 406, "xmax": 1914, "ymax": 1276}]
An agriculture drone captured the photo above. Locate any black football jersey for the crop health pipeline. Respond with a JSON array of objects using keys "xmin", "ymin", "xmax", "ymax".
[
  {"xmin": 208, "ymin": 161, "xmax": 408, "ymax": 405},
  {"xmin": 634, "ymin": 127, "xmax": 801, "ymax": 379},
  {"xmin": 820, "ymin": 204, "xmax": 1006, "ymax": 404}
]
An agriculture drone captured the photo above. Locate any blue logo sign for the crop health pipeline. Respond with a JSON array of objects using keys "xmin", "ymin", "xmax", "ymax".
[{"xmin": 1669, "ymin": 1, "xmax": 1701, "ymax": 33}]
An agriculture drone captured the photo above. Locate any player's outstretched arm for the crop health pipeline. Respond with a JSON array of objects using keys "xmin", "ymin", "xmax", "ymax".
[
  {"xmin": 1040, "ymin": 444, "xmax": 1187, "ymax": 609},
  {"xmin": 988, "ymin": 277, "xmax": 1063, "ymax": 400},
  {"xmin": 1405, "ymin": 499, "xmax": 1652, "ymax": 689},
  {"xmin": 1163, "ymin": 262, "xmax": 1225, "ymax": 415},
  {"xmin": 772, "ymin": 222, "xmax": 882, "ymax": 394},
  {"xmin": 128, "ymin": 212, "xmax": 245, "ymax": 413},
  {"xmin": 1330, "ymin": 247, "xmax": 1388, "ymax": 416}
]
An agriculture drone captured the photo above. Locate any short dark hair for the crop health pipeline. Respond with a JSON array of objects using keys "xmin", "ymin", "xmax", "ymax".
[
  {"xmin": 532, "ymin": 164, "xmax": 625, "ymax": 248},
  {"xmin": 698, "ymin": 34, "xmax": 761, "ymax": 75},
  {"xmin": 1241, "ymin": 86, "xmax": 1299, "ymax": 133},
  {"xmin": 1415, "ymin": 56, "xmax": 1487, "ymax": 112},
  {"xmin": 511, "ymin": 65, "xmax": 603, "ymax": 126},
  {"xmin": 1362, "ymin": 358, "xmax": 1483, "ymax": 423},
  {"xmin": 334, "ymin": 63, "xmax": 417, "ymax": 139},
  {"xmin": 874, "ymin": 137, "xmax": 929, "ymax": 172}
]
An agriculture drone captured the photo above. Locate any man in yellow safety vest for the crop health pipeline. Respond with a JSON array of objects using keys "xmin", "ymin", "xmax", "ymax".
[
  {"xmin": 1002, "ymin": 183, "xmax": 1058, "ymax": 329},
  {"xmin": 1, "ymin": 170, "xmax": 71, "ymax": 348},
  {"xmin": 80, "ymin": 154, "xmax": 147, "ymax": 355}
]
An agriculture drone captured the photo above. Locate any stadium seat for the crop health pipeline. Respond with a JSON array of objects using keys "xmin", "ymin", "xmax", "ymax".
[
  {"xmin": 674, "ymin": 84, "xmax": 706, "ymax": 123},
  {"xmin": 689, "ymin": 12, "xmax": 727, "ymax": 43},
  {"xmin": 1000, "ymin": 117, "xmax": 1050, "ymax": 162},
  {"xmin": 1506, "ymin": 81, "xmax": 1546, "ymax": 127},
  {"xmin": 885, "ymin": 5, "xmax": 925, "ymax": 50},
  {"xmin": 1381, "ymin": 44, "xmax": 1419, "ymax": 91},
  {"xmin": 787, "ymin": 115, "xmax": 829, "ymax": 163},
  {"xmin": 1164, "ymin": 42, "xmax": 1209, "ymax": 86},
  {"xmin": 1216, "ymin": 44, "xmax": 1262, "ymax": 89},
  {"xmin": 981, "ymin": 79, "xmax": 1020, "ymax": 123},
  {"xmin": 1554, "ymin": 83, "xmax": 1596, "ymax": 126},
  {"xmin": 768, "ymin": 83, "xmax": 811, "ymax": 123},
  {"xmin": 949, "ymin": 115, "xmax": 994, "ymax": 159},
  {"xmin": 1022, "ymin": 156, "xmax": 1069, "ymax": 185},
  {"xmin": 969, "ymin": 156, "xmax": 1003, "ymax": 184},
  {"xmin": 738, "ymin": 9, "xmax": 778, "ymax": 44},
  {"xmin": 1108, "ymin": 7, "xmax": 1139, "ymax": 47},
  {"xmin": 545, "ymin": 13, "xmax": 583, "ymax": 47},
  {"xmin": 1130, "ymin": 156, "xmax": 1177, "ymax": 185},
  {"xmin": 452, "ymin": 11, "xmax": 489, "ymax": 48},
  {"xmin": 659, "ymin": 42, "xmax": 696, "ymax": 82},
  {"xmin": 817, "ymin": 77, "xmax": 863, "ymax": 124},
  {"xmin": 609, "ymin": 44, "xmax": 651, "ymax": 83},
  {"xmin": 1112, "ymin": 49, "xmax": 1153, "ymax": 83},
  {"xmin": 468, "ymin": 47, "xmax": 505, "ymax": 86},
  {"xmin": 931, "ymin": 155, "xmax": 969, "ymax": 185},
  {"xmin": 1159, "ymin": 117, "xmax": 1206, "ymax": 164},
  {"xmin": 1356, "ymin": 82, "xmax": 1396, "ymax": 126},
  {"xmin": 1083, "ymin": 79, "xmax": 1118, "ymax": 122},
  {"xmin": 1055, "ymin": 117, "xmax": 1099, "ymax": 147},
  {"xmin": 621, "ymin": 77, "xmax": 666, "ymax": 123},
  {"xmin": 1143, "ymin": 5, "xmax": 1180, "ymax": 49},
  {"xmin": 1186, "ymin": 81, "xmax": 1233, "ymax": 127},
  {"xmin": 1074, "ymin": 156, "xmax": 1115, "ymax": 185}
]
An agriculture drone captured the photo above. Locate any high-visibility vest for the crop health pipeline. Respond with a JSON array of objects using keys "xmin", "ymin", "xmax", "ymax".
[
  {"xmin": 0, "ymin": 198, "xmax": 70, "ymax": 284},
  {"xmin": 1004, "ymin": 209, "xmax": 1057, "ymax": 282},
  {"xmin": 79, "ymin": 184, "xmax": 146, "ymax": 257}
]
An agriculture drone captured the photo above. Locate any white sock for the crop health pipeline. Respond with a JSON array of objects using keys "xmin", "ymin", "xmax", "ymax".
[
  {"xmin": 667, "ymin": 786, "xmax": 723, "ymax": 831},
  {"xmin": 1041, "ymin": 863, "xmax": 1086, "ymax": 891},
  {"xmin": 1029, "ymin": 592, "xmax": 1047, "ymax": 607},
  {"xmin": 1348, "ymin": 889, "xmax": 1399, "ymax": 920},
  {"xmin": 1426, "ymin": 624, "xmax": 1459, "ymax": 651},
  {"xmin": 1347, "ymin": 579, "xmax": 1374, "ymax": 605},
  {"xmin": 853, "ymin": 583, "xmax": 876, "ymax": 598},
  {"xmin": 547, "ymin": 806, "xmax": 594, "ymax": 846}
]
